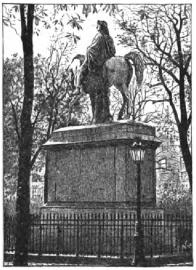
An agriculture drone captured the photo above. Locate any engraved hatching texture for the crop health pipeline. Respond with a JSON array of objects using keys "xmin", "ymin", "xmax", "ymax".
[
  {"xmin": 57, "ymin": 149, "xmax": 81, "ymax": 201},
  {"xmin": 81, "ymin": 147, "xmax": 115, "ymax": 201},
  {"xmin": 47, "ymin": 146, "xmax": 156, "ymax": 204},
  {"xmin": 126, "ymin": 150, "xmax": 137, "ymax": 201},
  {"xmin": 47, "ymin": 149, "xmax": 81, "ymax": 201},
  {"xmin": 50, "ymin": 123, "xmax": 155, "ymax": 144},
  {"xmin": 115, "ymin": 145, "xmax": 126, "ymax": 201},
  {"xmin": 48, "ymin": 147, "xmax": 116, "ymax": 202},
  {"xmin": 142, "ymin": 149, "xmax": 155, "ymax": 198},
  {"xmin": 47, "ymin": 151, "xmax": 56, "ymax": 201}
]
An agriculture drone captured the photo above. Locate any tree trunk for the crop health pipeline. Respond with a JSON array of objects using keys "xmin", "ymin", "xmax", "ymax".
[
  {"xmin": 179, "ymin": 126, "xmax": 192, "ymax": 192},
  {"xmin": 14, "ymin": 4, "xmax": 34, "ymax": 266}
]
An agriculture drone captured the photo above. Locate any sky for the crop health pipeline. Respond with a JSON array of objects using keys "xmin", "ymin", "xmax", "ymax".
[{"xmin": 3, "ymin": 5, "xmax": 128, "ymax": 60}]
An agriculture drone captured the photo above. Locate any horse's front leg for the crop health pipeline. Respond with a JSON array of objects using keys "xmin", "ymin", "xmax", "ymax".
[
  {"xmin": 118, "ymin": 83, "xmax": 131, "ymax": 120},
  {"xmin": 103, "ymin": 84, "xmax": 112, "ymax": 120}
]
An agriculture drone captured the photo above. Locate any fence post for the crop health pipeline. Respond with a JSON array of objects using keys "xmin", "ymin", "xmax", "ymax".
[
  {"xmin": 129, "ymin": 213, "xmax": 132, "ymax": 256},
  {"xmin": 76, "ymin": 214, "xmax": 80, "ymax": 257},
  {"xmin": 57, "ymin": 214, "xmax": 60, "ymax": 256},
  {"xmin": 163, "ymin": 214, "xmax": 166, "ymax": 254},
  {"xmin": 73, "ymin": 213, "xmax": 76, "ymax": 255},
  {"xmin": 98, "ymin": 213, "xmax": 101, "ymax": 258},
  {"xmin": 170, "ymin": 215, "xmax": 173, "ymax": 254},
  {"xmin": 105, "ymin": 213, "xmax": 109, "ymax": 256},
  {"xmin": 120, "ymin": 213, "xmax": 124, "ymax": 259},
  {"xmin": 87, "ymin": 213, "xmax": 90, "ymax": 254},
  {"xmin": 150, "ymin": 215, "xmax": 153, "ymax": 258},
  {"xmin": 39, "ymin": 218, "xmax": 42, "ymax": 256},
  {"xmin": 159, "ymin": 214, "xmax": 162, "ymax": 255}
]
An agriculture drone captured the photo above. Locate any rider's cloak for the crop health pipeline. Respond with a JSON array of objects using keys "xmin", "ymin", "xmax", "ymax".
[{"xmin": 86, "ymin": 32, "xmax": 116, "ymax": 73}]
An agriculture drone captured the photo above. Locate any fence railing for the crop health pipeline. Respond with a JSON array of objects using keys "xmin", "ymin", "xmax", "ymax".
[{"xmin": 4, "ymin": 213, "xmax": 192, "ymax": 258}]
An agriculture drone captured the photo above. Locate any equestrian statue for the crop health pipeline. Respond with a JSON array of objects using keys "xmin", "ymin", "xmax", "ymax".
[{"xmin": 68, "ymin": 20, "xmax": 144, "ymax": 124}]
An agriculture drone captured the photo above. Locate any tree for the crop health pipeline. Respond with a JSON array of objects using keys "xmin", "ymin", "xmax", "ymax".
[
  {"xmin": 10, "ymin": 5, "xmax": 35, "ymax": 265},
  {"xmin": 3, "ymin": 5, "xmax": 80, "ymax": 265},
  {"xmin": 116, "ymin": 4, "xmax": 192, "ymax": 191}
]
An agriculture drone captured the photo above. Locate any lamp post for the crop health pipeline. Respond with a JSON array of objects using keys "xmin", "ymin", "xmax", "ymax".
[{"xmin": 130, "ymin": 138, "xmax": 146, "ymax": 266}]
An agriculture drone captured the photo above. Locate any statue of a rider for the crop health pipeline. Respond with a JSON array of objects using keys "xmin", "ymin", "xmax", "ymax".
[{"xmin": 75, "ymin": 20, "xmax": 116, "ymax": 98}]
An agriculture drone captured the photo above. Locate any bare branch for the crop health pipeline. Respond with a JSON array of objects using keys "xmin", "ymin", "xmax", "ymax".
[
  {"xmin": 184, "ymin": 54, "xmax": 191, "ymax": 72},
  {"xmin": 32, "ymin": 95, "xmax": 51, "ymax": 128},
  {"xmin": 149, "ymin": 83, "xmax": 163, "ymax": 88},
  {"xmin": 137, "ymin": 49, "xmax": 180, "ymax": 85},
  {"xmin": 159, "ymin": 67, "xmax": 180, "ymax": 127},
  {"xmin": 187, "ymin": 112, "xmax": 192, "ymax": 128},
  {"xmin": 185, "ymin": 71, "xmax": 191, "ymax": 88},
  {"xmin": 145, "ymin": 99, "xmax": 170, "ymax": 104},
  {"xmin": 30, "ymin": 146, "xmax": 43, "ymax": 169}
]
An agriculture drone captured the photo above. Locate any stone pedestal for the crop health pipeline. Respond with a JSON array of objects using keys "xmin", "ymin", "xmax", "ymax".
[{"xmin": 41, "ymin": 120, "xmax": 161, "ymax": 214}]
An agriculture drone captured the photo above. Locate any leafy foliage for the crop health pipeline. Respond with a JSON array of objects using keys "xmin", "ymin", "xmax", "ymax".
[
  {"xmin": 67, "ymin": 15, "xmax": 84, "ymax": 30},
  {"xmin": 157, "ymin": 188, "xmax": 192, "ymax": 215},
  {"xmin": 3, "ymin": 55, "xmax": 23, "ymax": 206},
  {"xmin": 3, "ymin": 4, "xmax": 119, "ymax": 40}
]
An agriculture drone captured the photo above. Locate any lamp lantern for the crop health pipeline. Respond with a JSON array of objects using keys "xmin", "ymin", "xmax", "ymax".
[{"xmin": 130, "ymin": 140, "xmax": 145, "ymax": 163}]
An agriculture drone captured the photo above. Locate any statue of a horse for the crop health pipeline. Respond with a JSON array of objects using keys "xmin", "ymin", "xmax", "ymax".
[{"xmin": 68, "ymin": 51, "xmax": 144, "ymax": 122}]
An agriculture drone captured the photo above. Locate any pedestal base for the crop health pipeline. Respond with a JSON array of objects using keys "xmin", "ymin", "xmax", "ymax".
[
  {"xmin": 40, "ymin": 202, "xmax": 164, "ymax": 216},
  {"xmin": 42, "ymin": 120, "xmax": 161, "ymax": 210}
]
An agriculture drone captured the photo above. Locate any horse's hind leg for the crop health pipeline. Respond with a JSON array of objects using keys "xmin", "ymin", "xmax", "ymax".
[
  {"xmin": 103, "ymin": 83, "xmax": 113, "ymax": 121},
  {"xmin": 118, "ymin": 91, "xmax": 127, "ymax": 120},
  {"xmin": 118, "ymin": 83, "xmax": 130, "ymax": 120}
]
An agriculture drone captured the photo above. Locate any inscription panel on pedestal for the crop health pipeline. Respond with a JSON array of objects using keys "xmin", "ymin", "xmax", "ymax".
[{"xmin": 80, "ymin": 147, "xmax": 115, "ymax": 202}]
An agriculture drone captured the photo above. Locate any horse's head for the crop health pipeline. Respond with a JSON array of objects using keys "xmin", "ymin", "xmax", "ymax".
[{"xmin": 67, "ymin": 54, "xmax": 85, "ymax": 91}]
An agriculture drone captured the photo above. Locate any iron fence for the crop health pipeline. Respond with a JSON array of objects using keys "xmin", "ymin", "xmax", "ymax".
[{"xmin": 4, "ymin": 212, "xmax": 192, "ymax": 258}]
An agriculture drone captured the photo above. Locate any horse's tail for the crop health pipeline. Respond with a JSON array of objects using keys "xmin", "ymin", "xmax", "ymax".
[{"xmin": 124, "ymin": 52, "xmax": 144, "ymax": 86}]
